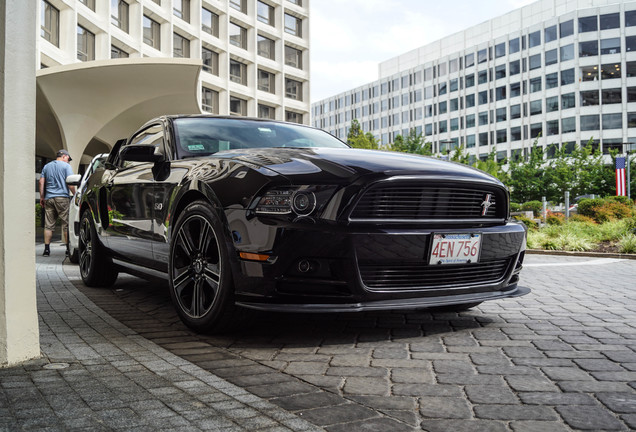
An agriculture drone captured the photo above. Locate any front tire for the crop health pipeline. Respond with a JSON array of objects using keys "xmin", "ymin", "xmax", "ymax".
[
  {"xmin": 79, "ymin": 210, "xmax": 118, "ymax": 287},
  {"xmin": 168, "ymin": 200, "xmax": 236, "ymax": 333}
]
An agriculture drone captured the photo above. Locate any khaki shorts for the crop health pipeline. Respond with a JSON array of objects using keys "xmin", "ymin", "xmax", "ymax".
[{"xmin": 44, "ymin": 196, "xmax": 70, "ymax": 232}]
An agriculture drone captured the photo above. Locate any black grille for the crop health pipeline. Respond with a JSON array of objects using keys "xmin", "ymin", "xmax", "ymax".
[
  {"xmin": 350, "ymin": 185, "xmax": 500, "ymax": 221},
  {"xmin": 359, "ymin": 259, "xmax": 510, "ymax": 291}
]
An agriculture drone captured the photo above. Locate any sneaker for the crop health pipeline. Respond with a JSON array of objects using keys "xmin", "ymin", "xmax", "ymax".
[{"xmin": 43, "ymin": 248, "xmax": 50, "ymax": 257}]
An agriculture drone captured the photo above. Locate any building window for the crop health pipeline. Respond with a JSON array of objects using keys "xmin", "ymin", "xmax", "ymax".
[
  {"xmin": 230, "ymin": 0, "xmax": 246, "ymax": 13},
  {"xmin": 477, "ymin": 48, "xmax": 487, "ymax": 64},
  {"xmin": 285, "ymin": 45, "xmax": 302, "ymax": 69},
  {"xmin": 257, "ymin": 1, "xmax": 274, "ymax": 25},
  {"xmin": 629, "ymin": 62, "xmax": 636, "ymax": 77},
  {"xmin": 627, "ymin": 10, "xmax": 636, "ymax": 27},
  {"xmin": 528, "ymin": 30, "xmax": 541, "ymax": 47},
  {"xmin": 439, "ymin": 101, "xmax": 447, "ymax": 114},
  {"xmin": 529, "ymin": 54, "xmax": 541, "ymax": 70},
  {"xmin": 562, "ymin": 117, "xmax": 576, "ymax": 133},
  {"xmin": 229, "ymin": 22, "xmax": 247, "ymax": 49},
  {"xmin": 628, "ymin": 112, "xmax": 636, "ymax": 128},
  {"xmin": 466, "ymin": 114, "xmax": 475, "ymax": 128},
  {"xmin": 286, "ymin": 78, "xmax": 303, "ymax": 100},
  {"xmin": 143, "ymin": 16, "xmax": 160, "ymax": 49},
  {"xmin": 201, "ymin": 87, "xmax": 219, "ymax": 114},
  {"xmin": 603, "ymin": 113, "xmax": 622, "ymax": 129},
  {"xmin": 286, "ymin": 111, "xmax": 303, "ymax": 124},
  {"xmin": 438, "ymin": 120, "xmax": 447, "ymax": 133},
  {"xmin": 509, "ymin": 38, "xmax": 520, "ymax": 54},
  {"xmin": 545, "ymin": 49, "xmax": 557, "ymax": 66},
  {"xmin": 79, "ymin": 0, "xmax": 95, "ymax": 11},
  {"xmin": 230, "ymin": 60, "xmax": 247, "ymax": 85},
  {"xmin": 258, "ymin": 104, "xmax": 275, "ymax": 119},
  {"xmin": 171, "ymin": 0, "xmax": 189, "ymax": 21},
  {"xmin": 600, "ymin": 38, "xmax": 620, "ymax": 55},
  {"xmin": 77, "ymin": 26, "xmax": 95, "ymax": 61},
  {"xmin": 510, "ymin": 82, "xmax": 521, "ymax": 98},
  {"xmin": 111, "ymin": 0, "xmax": 129, "ymax": 32},
  {"xmin": 257, "ymin": 35, "xmax": 275, "ymax": 60},
  {"xmin": 530, "ymin": 123, "xmax": 542, "ymax": 138},
  {"xmin": 561, "ymin": 68, "xmax": 575, "ymax": 85},
  {"xmin": 439, "ymin": 82, "xmax": 447, "ymax": 95},
  {"xmin": 111, "ymin": 45, "xmax": 128, "ymax": 58},
  {"xmin": 560, "ymin": 20, "xmax": 574, "ymax": 38},
  {"xmin": 562, "ymin": 92, "xmax": 576, "ymax": 109},
  {"xmin": 465, "ymin": 74, "xmax": 475, "ymax": 87},
  {"xmin": 285, "ymin": 13, "xmax": 302, "ymax": 37},
  {"xmin": 202, "ymin": 48, "xmax": 219, "ymax": 75},
  {"xmin": 581, "ymin": 90, "xmax": 599, "ymax": 106},
  {"xmin": 581, "ymin": 65, "xmax": 599, "ymax": 81},
  {"xmin": 478, "ymin": 90, "xmax": 488, "ymax": 105},
  {"xmin": 495, "ymin": 42, "xmax": 505, "ymax": 58},
  {"xmin": 602, "ymin": 88, "xmax": 622, "ymax": 104},
  {"xmin": 560, "ymin": 44, "xmax": 574, "ymax": 62},
  {"xmin": 478, "ymin": 111, "xmax": 488, "ymax": 125},
  {"xmin": 627, "ymin": 36, "xmax": 636, "ymax": 52},
  {"xmin": 230, "ymin": 96, "xmax": 247, "ymax": 116},
  {"xmin": 546, "ymin": 120, "xmax": 559, "ymax": 136},
  {"xmin": 41, "ymin": 1, "xmax": 59, "ymax": 47},
  {"xmin": 510, "ymin": 104, "xmax": 521, "ymax": 119},
  {"xmin": 479, "ymin": 132, "xmax": 488, "ymax": 146},
  {"xmin": 478, "ymin": 71, "xmax": 488, "ymax": 84},
  {"xmin": 628, "ymin": 87, "xmax": 636, "ymax": 102},
  {"xmin": 465, "ymin": 94, "xmax": 475, "ymax": 107},
  {"xmin": 579, "ymin": 16, "xmax": 597, "ymax": 32},
  {"xmin": 579, "ymin": 40, "xmax": 598, "ymax": 57},
  {"xmin": 173, "ymin": 33, "xmax": 190, "ymax": 58},
  {"xmin": 510, "ymin": 127, "xmax": 521, "ymax": 141},
  {"xmin": 496, "ymin": 107, "xmax": 506, "ymax": 122},
  {"xmin": 449, "ymin": 79, "xmax": 458, "ymax": 92},
  {"xmin": 258, "ymin": 69, "xmax": 275, "ymax": 93},
  {"xmin": 545, "ymin": 72, "xmax": 558, "ymax": 89},
  {"xmin": 509, "ymin": 60, "xmax": 520, "ymax": 76},
  {"xmin": 530, "ymin": 77, "xmax": 542, "ymax": 93},
  {"xmin": 202, "ymin": 8, "xmax": 219, "ymax": 37},
  {"xmin": 600, "ymin": 13, "xmax": 620, "ymax": 30},
  {"xmin": 288, "ymin": 0, "xmax": 302, "ymax": 5},
  {"xmin": 601, "ymin": 63, "xmax": 621, "ymax": 80},
  {"xmin": 546, "ymin": 95, "xmax": 559, "ymax": 112},
  {"xmin": 495, "ymin": 64, "xmax": 506, "ymax": 80},
  {"xmin": 496, "ymin": 86, "xmax": 506, "ymax": 100},
  {"xmin": 450, "ymin": 118, "xmax": 459, "ymax": 131},
  {"xmin": 544, "ymin": 25, "xmax": 557, "ymax": 43},
  {"xmin": 465, "ymin": 53, "xmax": 475, "ymax": 67},
  {"xmin": 530, "ymin": 100, "xmax": 542, "ymax": 116}
]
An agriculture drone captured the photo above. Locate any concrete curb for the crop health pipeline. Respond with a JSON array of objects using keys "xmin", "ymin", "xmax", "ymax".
[{"xmin": 526, "ymin": 248, "xmax": 636, "ymax": 260}]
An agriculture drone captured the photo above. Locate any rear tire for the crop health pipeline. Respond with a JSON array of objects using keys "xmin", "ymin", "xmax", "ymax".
[
  {"xmin": 79, "ymin": 210, "xmax": 118, "ymax": 287},
  {"xmin": 168, "ymin": 200, "xmax": 237, "ymax": 333}
]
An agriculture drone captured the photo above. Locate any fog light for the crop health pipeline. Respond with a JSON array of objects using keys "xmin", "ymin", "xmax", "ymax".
[{"xmin": 298, "ymin": 259, "xmax": 312, "ymax": 273}]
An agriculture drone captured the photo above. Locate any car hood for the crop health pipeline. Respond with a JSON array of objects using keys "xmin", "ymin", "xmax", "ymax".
[{"xmin": 214, "ymin": 147, "xmax": 501, "ymax": 185}]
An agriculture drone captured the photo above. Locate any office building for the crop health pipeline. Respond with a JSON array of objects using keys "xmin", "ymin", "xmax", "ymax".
[
  {"xmin": 38, "ymin": 0, "xmax": 310, "ymax": 124},
  {"xmin": 312, "ymin": 0, "xmax": 636, "ymax": 161}
]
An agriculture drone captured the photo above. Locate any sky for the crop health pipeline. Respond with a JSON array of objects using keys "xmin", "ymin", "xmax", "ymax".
[{"xmin": 309, "ymin": 0, "xmax": 536, "ymax": 103}]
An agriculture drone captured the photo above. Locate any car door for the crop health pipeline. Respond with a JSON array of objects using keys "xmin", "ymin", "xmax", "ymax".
[{"xmin": 105, "ymin": 124, "xmax": 164, "ymax": 267}]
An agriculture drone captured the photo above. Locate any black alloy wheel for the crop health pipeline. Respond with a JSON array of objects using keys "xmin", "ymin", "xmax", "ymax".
[
  {"xmin": 169, "ymin": 200, "xmax": 235, "ymax": 332},
  {"xmin": 78, "ymin": 211, "xmax": 118, "ymax": 287}
]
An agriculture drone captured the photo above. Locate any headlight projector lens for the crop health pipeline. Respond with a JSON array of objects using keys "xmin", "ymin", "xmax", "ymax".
[{"xmin": 291, "ymin": 191, "xmax": 316, "ymax": 215}]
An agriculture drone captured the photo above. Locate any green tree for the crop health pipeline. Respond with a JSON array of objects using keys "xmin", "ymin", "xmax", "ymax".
[
  {"xmin": 508, "ymin": 143, "xmax": 546, "ymax": 203},
  {"xmin": 346, "ymin": 119, "xmax": 380, "ymax": 149},
  {"xmin": 473, "ymin": 150, "xmax": 509, "ymax": 183},
  {"xmin": 389, "ymin": 129, "xmax": 432, "ymax": 155}
]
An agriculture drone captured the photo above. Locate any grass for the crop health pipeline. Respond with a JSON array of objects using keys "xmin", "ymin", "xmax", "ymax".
[{"xmin": 525, "ymin": 218, "xmax": 636, "ymax": 254}]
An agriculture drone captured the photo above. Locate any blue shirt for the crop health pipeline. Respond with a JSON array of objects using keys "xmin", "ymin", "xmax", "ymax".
[{"xmin": 41, "ymin": 160, "xmax": 73, "ymax": 199}]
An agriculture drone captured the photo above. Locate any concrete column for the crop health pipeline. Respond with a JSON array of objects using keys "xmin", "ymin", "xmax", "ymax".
[{"xmin": 0, "ymin": 0, "xmax": 40, "ymax": 366}]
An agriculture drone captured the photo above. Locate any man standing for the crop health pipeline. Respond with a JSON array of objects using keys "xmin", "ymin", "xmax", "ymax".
[{"xmin": 39, "ymin": 149, "xmax": 75, "ymax": 256}]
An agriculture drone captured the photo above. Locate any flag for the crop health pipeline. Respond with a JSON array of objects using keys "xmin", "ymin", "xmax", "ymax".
[{"xmin": 615, "ymin": 156, "xmax": 626, "ymax": 196}]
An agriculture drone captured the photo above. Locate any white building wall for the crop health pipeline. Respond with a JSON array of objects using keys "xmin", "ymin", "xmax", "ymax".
[{"xmin": 37, "ymin": 0, "xmax": 310, "ymax": 124}]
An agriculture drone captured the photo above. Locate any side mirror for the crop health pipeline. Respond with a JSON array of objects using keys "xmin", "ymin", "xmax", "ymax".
[
  {"xmin": 119, "ymin": 143, "xmax": 166, "ymax": 163},
  {"xmin": 66, "ymin": 174, "xmax": 82, "ymax": 187}
]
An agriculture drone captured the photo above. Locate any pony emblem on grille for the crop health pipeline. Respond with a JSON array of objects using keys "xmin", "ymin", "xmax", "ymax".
[{"xmin": 481, "ymin": 193, "xmax": 494, "ymax": 216}]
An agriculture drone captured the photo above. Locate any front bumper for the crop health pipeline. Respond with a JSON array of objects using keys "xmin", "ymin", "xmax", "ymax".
[{"xmin": 230, "ymin": 219, "xmax": 528, "ymax": 311}]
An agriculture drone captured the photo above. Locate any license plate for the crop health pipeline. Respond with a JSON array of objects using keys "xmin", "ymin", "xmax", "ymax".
[{"xmin": 429, "ymin": 233, "xmax": 481, "ymax": 265}]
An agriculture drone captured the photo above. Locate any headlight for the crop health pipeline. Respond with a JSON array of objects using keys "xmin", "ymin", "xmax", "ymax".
[{"xmin": 254, "ymin": 186, "xmax": 336, "ymax": 218}]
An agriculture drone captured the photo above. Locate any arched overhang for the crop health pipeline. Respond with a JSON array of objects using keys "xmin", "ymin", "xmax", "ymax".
[{"xmin": 36, "ymin": 58, "xmax": 202, "ymax": 170}]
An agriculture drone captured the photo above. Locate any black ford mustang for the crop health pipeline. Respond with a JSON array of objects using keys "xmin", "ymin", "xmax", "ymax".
[{"xmin": 75, "ymin": 115, "xmax": 528, "ymax": 332}]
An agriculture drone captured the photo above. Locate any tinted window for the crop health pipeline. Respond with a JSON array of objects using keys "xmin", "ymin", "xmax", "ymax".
[
  {"xmin": 560, "ymin": 20, "xmax": 574, "ymax": 37},
  {"xmin": 579, "ymin": 16, "xmax": 597, "ymax": 32},
  {"xmin": 600, "ymin": 13, "xmax": 619, "ymax": 30}
]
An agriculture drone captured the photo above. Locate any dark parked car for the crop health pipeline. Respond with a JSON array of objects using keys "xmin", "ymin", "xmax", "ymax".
[{"xmin": 76, "ymin": 115, "xmax": 528, "ymax": 332}]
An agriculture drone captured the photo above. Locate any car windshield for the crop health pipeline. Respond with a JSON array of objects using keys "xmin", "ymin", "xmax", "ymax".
[{"xmin": 173, "ymin": 117, "xmax": 348, "ymax": 159}]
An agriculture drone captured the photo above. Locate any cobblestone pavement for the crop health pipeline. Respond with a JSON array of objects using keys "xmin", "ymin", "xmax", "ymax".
[{"xmin": 65, "ymin": 253, "xmax": 636, "ymax": 431}]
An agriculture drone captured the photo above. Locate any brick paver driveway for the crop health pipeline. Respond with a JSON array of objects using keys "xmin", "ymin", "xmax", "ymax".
[{"xmin": 67, "ymin": 254, "xmax": 636, "ymax": 431}]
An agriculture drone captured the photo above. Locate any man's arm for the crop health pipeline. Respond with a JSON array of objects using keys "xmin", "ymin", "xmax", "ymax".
[{"xmin": 39, "ymin": 177, "xmax": 46, "ymax": 207}]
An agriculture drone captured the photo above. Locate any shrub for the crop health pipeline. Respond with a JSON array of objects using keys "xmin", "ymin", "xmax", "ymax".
[
  {"xmin": 568, "ymin": 214, "xmax": 596, "ymax": 224},
  {"xmin": 513, "ymin": 215, "xmax": 538, "ymax": 230},
  {"xmin": 606, "ymin": 196, "xmax": 634, "ymax": 206},
  {"xmin": 577, "ymin": 198, "xmax": 605, "ymax": 218},
  {"xmin": 619, "ymin": 234, "xmax": 636, "ymax": 254},
  {"xmin": 510, "ymin": 202, "xmax": 521, "ymax": 212},
  {"xmin": 521, "ymin": 200, "xmax": 543, "ymax": 217},
  {"xmin": 36, "ymin": 203, "xmax": 42, "ymax": 227},
  {"xmin": 546, "ymin": 213, "xmax": 565, "ymax": 225},
  {"xmin": 577, "ymin": 198, "xmax": 634, "ymax": 223}
]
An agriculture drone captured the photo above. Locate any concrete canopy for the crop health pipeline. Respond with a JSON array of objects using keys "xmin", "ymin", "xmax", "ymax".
[{"xmin": 36, "ymin": 58, "xmax": 202, "ymax": 169}]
